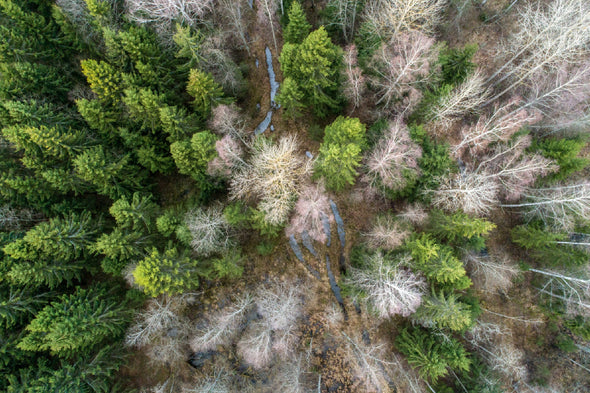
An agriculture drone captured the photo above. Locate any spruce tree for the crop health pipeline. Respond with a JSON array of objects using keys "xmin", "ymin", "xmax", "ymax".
[
  {"xmin": 404, "ymin": 234, "xmax": 472, "ymax": 290},
  {"xmin": 283, "ymin": 1, "xmax": 311, "ymax": 44},
  {"xmin": 91, "ymin": 228, "xmax": 151, "ymax": 275},
  {"xmin": 534, "ymin": 137, "xmax": 589, "ymax": 181},
  {"xmin": 5, "ymin": 212, "xmax": 98, "ymax": 261},
  {"xmin": 17, "ymin": 285, "xmax": 129, "ymax": 357},
  {"xmin": 395, "ymin": 327, "xmax": 471, "ymax": 383},
  {"xmin": 187, "ymin": 69, "xmax": 226, "ymax": 119},
  {"xmin": 0, "ymin": 287, "xmax": 49, "ymax": 330},
  {"xmin": 429, "ymin": 210, "xmax": 496, "ymax": 244},
  {"xmin": 80, "ymin": 59, "xmax": 123, "ymax": 104},
  {"xmin": 133, "ymin": 246, "xmax": 200, "ymax": 297},
  {"xmin": 170, "ymin": 130, "xmax": 218, "ymax": 182},
  {"xmin": 413, "ymin": 291, "xmax": 473, "ymax": 332},
  {"xmin": 279, "ymin": 26, "xmax": 343, "ymax": 117},
  {"xmin": 276, "ymin": 77, "xmax": 305, "ymax": 118},
  {"xmin": 73, "ymin": 146, "xmax": 146, "ymax": 199},
  {"xmin": 315, "ymin": 116, "xmax": 366, "ymax": 191},
  {"xmin": 7, "ymin": 346, "xmax": 125, "ymax": 393},
  {"xmin": 0, "ymin": 62, "xmax": 71, "ymax": 100},
  {"xmin": 511, "ymin": 224, "xmax": 589, "ymax": 266},
  {"xmin": 108, "ymin": 192, "xmax": 158, "ymax": 232}
]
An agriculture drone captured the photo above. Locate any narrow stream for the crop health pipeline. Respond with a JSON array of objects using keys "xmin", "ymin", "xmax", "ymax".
[
  {"xmin": 254, "ymin": 47, "xmax": 280, "ymax": 135},
  {"xmin": 330, "ymin": 199, "xmax": 345, "ymax": 248},
  {"xmin": 289, "ymin": 235, "xmax": 321, "ymax": 279},
  {"xmin": 326, "ymin": 255, "xmax": 348, "ymax": 320}
]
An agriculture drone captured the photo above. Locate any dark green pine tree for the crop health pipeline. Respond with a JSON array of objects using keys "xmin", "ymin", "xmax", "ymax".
[
  {"xmin": 133, "ymin": 246, "xmax": 199, "ymax": 297},
  {"xmin": 404, "ymin": 234, "xmax": 472, "ymax": 290},
  {"xmin": 108, "ymin": 192, "xmax": 158, "ymax": 232},
  {"xmin": 17, "ymin": 285, "xmax": 130, "ymax": 357},
  {"xmin": 91, "ymin": 228, "xmax": 152, "ymax": 275},
  {"xmin": 283, "ymin": 1, "xmax": 311, "ymax": 44},
  {"xmin": 279, "ymin": 26, "xmax": 343, "ymax": 117},
  {"xmin": 412, "ymin": 291, "xmax": 474, "ymax": 332},
  {"xmin": 73, "ymin": 146, "xmax": 147, "ymax": 199},
  {"xmin": 314, "ymin": 116, "xmax": 366, "ymax": 191},
  {"xmin": 511, "ymin": 224, "xmax": 589, "ymax": 266},
  {"xmin": 428, "ymin": 210, "xmax": 496, "ymax": 244},
  {"xmin": 6, "ymin": 346, "xmax": 126, "ymax": 393},
  {"xmin": 395, "ymin": 327, "xmax": 471, "ymax": 383}
]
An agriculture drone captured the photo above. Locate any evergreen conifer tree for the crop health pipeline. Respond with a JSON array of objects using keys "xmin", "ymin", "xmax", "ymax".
[
  {"xmin": 279, "ymin": 26, "xmax": 343, "ymax": 117},
  {"xmin": 276, "ymin": 77, "xmax": 305, "ymax": 118},
  {"xmin": 283, "ymin": 1, "xmax": 311, "ymax": 44},
  {"xmin": 429, "ymin": 210, "xmax": 496, "ymax": 244},
  {"xmin": 413, "ymin": 291, "xmax": 473, "ymax": 331},
  {"xmin": 133, "ymin": 246, "xmax": 199, "ymax": 297},
  {"xmin": 91, "ymin": 228, "xmax": 151, "ymax": 275},
  {"xmin": 395, "ymin": 327, "xmax": 471, "ymax": 383},
  {"xmin": 315, "ymin": 116, "xmax": 366, "ymax": 191},
  {"xmin": 17, "ymin": 286, "xmax": 129, "ymax": 357},
  {"xmin": 404, "ymin": 234, "xmax": 472, "ymax": 290},
  {"xmin": 187, "ymin": 69, "xmax": 226, "ymax": 119},
  {"xmin": 73, "ymin": 146, "xmax": 146, "ymax": 199},
  {"xmin": 109, "ymin": 192, "xmax": 158, "ymax": 232},
  {"xmin": 170, "ymin": 131, "xmax": 218, "ymax": 182}
]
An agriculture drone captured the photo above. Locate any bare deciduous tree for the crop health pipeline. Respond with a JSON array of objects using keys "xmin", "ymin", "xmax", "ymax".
[
  {"xmin": 365, "ymin": 215, "xmax": 410, "ymax": 251},
  {"xmin": 230, "ymin": 135, "xmax": 312, "ymax": 226},
  {"xmin": 368, "ymin": 31, "xmax": 436, "ymax": 113},
  {"xmin": 485, "ymin": 0, "xmax": 590, "ymax": 104},
  {"xmin": 431, "ymin": 172, "xmax": 499, "ymax": 215},
  {"xmin": 464, "ymin": 250, "xmax": 519, "ymax": 293},
  {"xmin": 126, "ymin": 295, "xmax": 191, "ymax": 348},
  {"xmin": 342, "ymin": 45, "xmax": 366, "ymax": 109},
  {"xmin": 125, "ymin": 0, "xmax": 214, "ymax": 32},
  {"xmin": 190, "ymin": 294, "xmax": 254, "ymax": 352},
  {"xmin": 397, "ymin": 203, "xmax": 428, "ymax": 226},
  {"xmin": 425, "ymin": 70, "xmax": 489, "ymax": 129},
  {"xmin": 364, "ymin": 118, "xmax": 422, "ymax": 192},
  {"xmin": 326, "ymin": 0, "xmax": 362, "ymax": 42},
  {"xmin": 477, "ymin": 139, "xmax": 557, "ymax": 202},
  {"xmin": 237, "ymin": 322, "xmax": 273, "ymax": 369},
  {"xmin": 217, "ymin": 0, "xmax": 251, "ymax": 54},
  {"xmin": 126, "ymin": 295, "xmax": 194, "ymax": 367},
  {"xmin": 529, "ymin": 268, "xmax": 590, "ymax": 317},
  {"xmin": 523, "ymin": 61, "xmax": 590, "ymax": 134},
  {"xmin": 185, "ymin": 205, "xmax": 233, "ymax": 256},
  {"xmin": 257, "ymin": 0, "xmax": 280, "ymax": 52},
  {"xmin": 272, "ymin": 356, "xmax": 313, "ymax": 393},
  {"xmin": 200, "ymin": 34, "xmax": 246, "ymax": 95},
  {"xmin": 237, "ymin": 282, "xmax": 304, "ymax": 368},
  {"xmin": 347, "ymin": 253, "xmax": 426, "ymax": 318},
  {"xmin": 453, "ymin": 98, "xmax": 541, "ymax": 158},
  {"xmin": 285, "ymin": 181, "xmax": 333, "ymax": 244},
  {"xmin": 501, "ymin": 182, "xmax": 590, "ymax": 231},
  {"xmin": 342, "ymin": 332, "xmax": 392, "ymax": 393},
  {"xmin": 363, "ymin": 0, "xmax": 447, "ymax": 39},
  {"xmin": 0, "ymin": 205, "xmax": 40, "ymax": 231},
  {"xmin": 183, "ymin": 369, "xmax": 232, "ymax": 393},
  {"xmin": 207, "ymin": 134, "xmax": 245, "ymax": 177},
  {"xmin": 209, "ymin": 104, "xmax": 247, "ymax": 138}
]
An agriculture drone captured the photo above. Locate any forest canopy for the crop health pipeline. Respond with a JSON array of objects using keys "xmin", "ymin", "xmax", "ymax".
[{"xmin": 1, "ymin": 0, "xmax": 590, "ymax": 392}]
